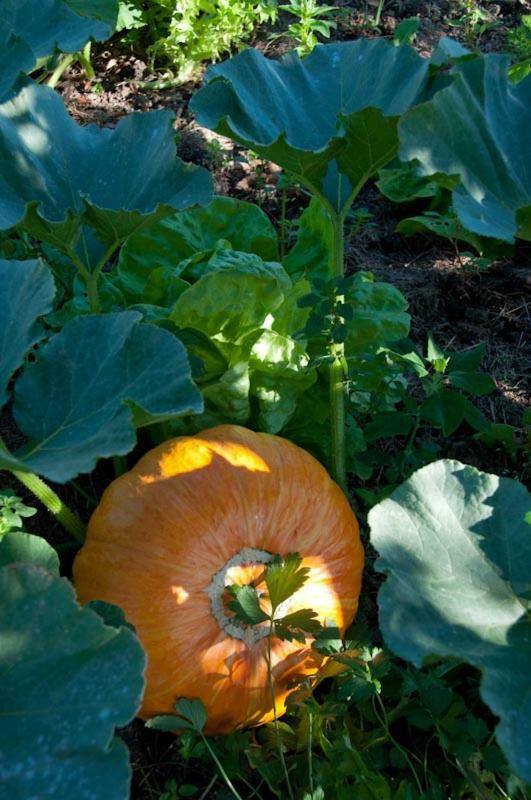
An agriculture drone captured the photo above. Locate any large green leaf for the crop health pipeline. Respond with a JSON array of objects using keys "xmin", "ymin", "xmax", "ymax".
[
  {"xmin": 0, "ymin": 256, "xmax": 202, "ymax": 481},
  {"xmin": 0, "ymin": 258, "xmax": 54, "ymax": 405},
  {"xmin": 0, "ymin": 81, "xmax": 212, "ymax": 257},
  {"xmin": 0, "ymin": 561, "xmax": 145, "ymax": 799},
  {"xmin": 191, "ymin": 40, "xmax": 431, "ymax": 215},
  {"xmin": 117, "ymin": 195, "xmax": 278, "ymax": 301},
  {"xmin": 369, "ymin": 460, "xmax": 531, "ymax": 781},
  {"xmin": 7, "ymin": 311, "xmax": 202, "ymax": 481},
  {"xmin": 399, "ymin": 55, "xmax": 531, "ymax": 243},
  {"xmin": 0, "ymin": 1, "xmax": 118, "ymax": 101}
]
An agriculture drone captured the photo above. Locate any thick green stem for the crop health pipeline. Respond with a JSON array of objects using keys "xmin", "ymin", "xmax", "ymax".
[
  {"xmin": 86, "ymin": 272, "xmax": 101, "ymax": 313},
  {"xmin": 66, "ymin": 240, "xmax": 121, "ymax": 314},
  {"xmin": 10, "ymin": 470, "xmax": 86, "ymax": 543},
  {"xmin": 328, "ymin": 213, "xmax": 348, "ymax": 493}
]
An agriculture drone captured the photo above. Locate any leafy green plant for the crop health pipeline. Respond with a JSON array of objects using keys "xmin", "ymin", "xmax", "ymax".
[
  {"xmin": 447, "ymin": 0, "xmax": 500, "ymax": 47},
  {"xmin": 0, "ymin": 490, "xmax": 36, "ymax": 538},
  {"xmin": 369, "ymin": 459, "xmax": 531, "ymax": 783},
  {"xmin": 131, "ymin": 0, "xmax": 278, "ymax": 82},
  {"xmin": 507, "ymin": 14, "xmax": 531, "ymax": 83},
  {"xmin": 279, "ymin": 0, "xmax": 337, "ymax": 55},
  {"xmin": 393, "ymin": 16, "xmax": 420, "ymax": 47}
]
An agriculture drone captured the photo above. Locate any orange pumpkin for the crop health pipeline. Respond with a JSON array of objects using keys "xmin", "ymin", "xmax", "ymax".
[{"xmin": 73, "ymin": 425, "xmax": 363, "ymax": 733}]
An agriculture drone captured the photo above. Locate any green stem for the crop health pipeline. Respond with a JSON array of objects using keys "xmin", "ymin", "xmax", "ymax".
[
  {"xmin": 328, "ymin": 213, "xmax": 347, "ymax": 493},
  {"xmin": 375, "ymin": 0, "xmax": 386, "ymax": 26},
  {"xmin": 78, "ymin": 42, "xmax": 95, "ymax": 81},
  {"xmin": 268, "ymin": 621, "xmax": 295, "ymax": 800},
  {"xmin": 47, "ymin": 53, "xmax": 75, "ymax": 89},
  {"xmin": 200, "ymin": 734, "xmax": 244, "ymax": 800},
  {"xmin": 66, "ymin": 239, "xmax": 121, "ymax": 314},
  {"xmin": 279, "ymin": 184, "xmax": 288, "ymax": 260},
  {"xmin": 10, "ymin": 470, "xmax": 86, "ymax": 543}
]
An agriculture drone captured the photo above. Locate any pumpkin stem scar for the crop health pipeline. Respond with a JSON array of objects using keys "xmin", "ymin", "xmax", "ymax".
[{"xmin": 206, "ymin": 547, "xmax": 278, "ymax": 645}]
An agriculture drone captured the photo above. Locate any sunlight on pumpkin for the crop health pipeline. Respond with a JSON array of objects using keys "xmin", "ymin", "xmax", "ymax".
[
  {"xmin": 170, "ymin": 585, "xmax": 189, "ymax": 604},
  {"xmin": 140, "ymin": 438, "xmax": 270, "ymax": 484}
]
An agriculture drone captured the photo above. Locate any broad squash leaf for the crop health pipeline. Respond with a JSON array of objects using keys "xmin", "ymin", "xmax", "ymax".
[
  {"xmin": 400, "ymin": 55, "xmax": 531, "ymax": 242},
  {"xmin": 0, "ymin": 258, "xmax": 55, "ymax": 406},
  {"xmin": 0, "ymin": 561, "xmax": 145, "ymax": 799},
  {"xmin": 0, "ymin": 81, "xmax": 212, "ymax": 258},
  {"xmin": 369, "ymin": 460, "xmax": 531, "ymax": 782},
  {"xmin": 0, "ymin": 260, "xmax": 202, "ymax": 482},
  {"xmin": 191, "ymin": 40, "xmax": 432, "ymax": 215}
]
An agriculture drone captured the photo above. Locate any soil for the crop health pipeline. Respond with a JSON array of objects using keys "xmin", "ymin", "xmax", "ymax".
[{"xmin": 3, "ymin": 2, "xmax": 530, "ymax": 797}]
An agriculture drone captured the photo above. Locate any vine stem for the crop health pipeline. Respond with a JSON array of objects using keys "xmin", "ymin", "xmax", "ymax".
[
  {"xmin": 328, "ymin": 212, "xmax": 348, "ymax": 493},
  {"xmin": 267, "ymin": 621, "xmax": 295, "ymax": 800},
  {"xmin": 66, "ymin": 239, "xmax": 121, "ymax": 314},
  {"xmin": 10, "ymin": 470, "xmax": 85, "ymax": 543},
  {"xmin": 0, "ymin": 438, "xmax": 86, "ymax": 543}
]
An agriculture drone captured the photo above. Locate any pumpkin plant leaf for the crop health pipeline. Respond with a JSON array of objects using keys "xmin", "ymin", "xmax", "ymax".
[
  {"xmin": 191, "ymin": 40, "xmax": 432, "ymax": 215},
  {"xmin": 227, "ymin": 583, "xmax": 270, "ymax": 626},
  {"xmin": 0, "ymin": 562, "xmax": 146, "ymax": 799},
  {"xmin": 0, "ymin": 261, "xmax": 203, "ymax": 481},
  {"xmin": 0, "ymin": 81, "xmax": 212, "ymax": 258},
  {"xmin": 0, "ymin": 531, "xmax": 59, "ymax": 573},
  {"xmin": 0, "ymin": 258, "xmax": 55, "ymax": 406},
  {"xmin": 369, "ymin": 459, "xmax": 531, "ymax": 782},
  {"xmin": 6, "ymin": 310, "xmax": 202, "ymax": 481},
  {"xmin": 266, "ymin": 552, "xmax": 311, "ymax": 612},
  {"xmin": 399, "ymin": 55, "xmax": 531, "ymax": 243}
]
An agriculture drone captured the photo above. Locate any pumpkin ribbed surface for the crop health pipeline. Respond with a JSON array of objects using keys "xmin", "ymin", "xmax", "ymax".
[{"xmin": 73, "ymin": 425, "xmax": 364, "ymax": 733}]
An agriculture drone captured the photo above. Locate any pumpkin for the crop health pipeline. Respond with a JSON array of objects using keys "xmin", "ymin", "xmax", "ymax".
[{"xmin": 73, "ymin": 425, "xmax": 363, "ymax": 733}]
